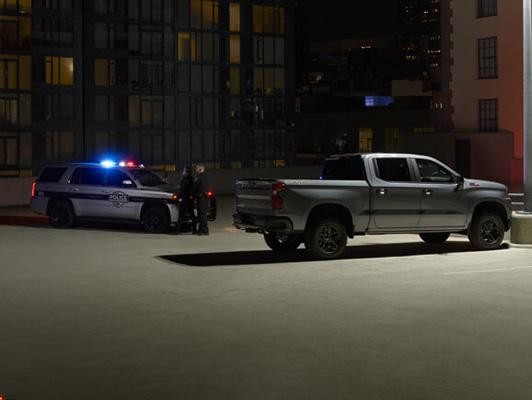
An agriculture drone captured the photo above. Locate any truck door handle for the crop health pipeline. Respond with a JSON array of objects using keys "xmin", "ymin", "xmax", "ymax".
[
  {"xmin": 69, "ymin": 188, "xmax": 79, "ymax": 192},
  {"xmin": 376, "ymin": 188, "xmax": 387, "ymax": 196},
  {"xmin": 423, "ymin": 189, "xmax": 433, "ymax": 196}
]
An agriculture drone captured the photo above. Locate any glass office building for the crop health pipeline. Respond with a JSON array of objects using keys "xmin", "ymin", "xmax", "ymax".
[{"xmin": 0, "ymin": 0, "xmax": 295, "ymax": 176}]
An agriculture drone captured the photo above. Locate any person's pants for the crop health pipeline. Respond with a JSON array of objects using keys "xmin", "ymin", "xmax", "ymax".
[
  {"xmin": 176, "ymin": 199, "xmax": 197, "ymax": 233},
  {"xmin": 196, "ymin": 196, "xmax": 209, "ymax": 234}
]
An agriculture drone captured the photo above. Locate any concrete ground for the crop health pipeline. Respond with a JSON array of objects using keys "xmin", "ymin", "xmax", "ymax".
[{"xmin": 1, "ymin": 200, "xmax": 532, "ymax": 399}]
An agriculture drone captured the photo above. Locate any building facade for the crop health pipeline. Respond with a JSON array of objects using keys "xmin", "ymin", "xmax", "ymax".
[
  {"xmin": 449, "ymin": 0, "xmax": 523, "ymax": 183},
  {"xmin": 0, "ymin": 0, "xmax": 295, "ymax": 177}
]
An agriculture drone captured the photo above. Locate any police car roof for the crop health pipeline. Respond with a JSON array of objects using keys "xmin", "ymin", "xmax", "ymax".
[{"xmin": 41, "ymin": 162, "xmax": 145, "ymax": 170}]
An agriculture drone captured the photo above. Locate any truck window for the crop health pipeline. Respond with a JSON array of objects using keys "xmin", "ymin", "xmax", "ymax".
[
  {"xmin": 416, "ymin": 159, "xmax": 455, "ymax": 183},
  {"xmin": 38, "ymin": 167, "xmax": 67, "ymax": 183},
  {"xmin": 376, "ymin": 158, "xmax": 411, "ymax": 182},
  {"xmin": 322, "ymin": 158, "xmax": 365, "ymax": 180}
]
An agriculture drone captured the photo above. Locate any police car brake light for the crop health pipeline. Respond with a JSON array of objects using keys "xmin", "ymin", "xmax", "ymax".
[{"xmin": 31, "ymin": 181, "xmax": 37, "ymax": 197}]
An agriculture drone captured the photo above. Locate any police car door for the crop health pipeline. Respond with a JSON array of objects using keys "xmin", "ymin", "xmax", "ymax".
[
  {"xmin": 102, "ymin": 169, "xmax": 138, "ymax": 220},
  {"xmin": 68, "ymin": 167, "xmax": 108, "ymax": 217}
]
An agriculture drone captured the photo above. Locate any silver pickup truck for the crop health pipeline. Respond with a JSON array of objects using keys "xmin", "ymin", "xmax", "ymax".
[{"xmin": 233, "ymin": 153, "xmax": 512, "ymax": 259}]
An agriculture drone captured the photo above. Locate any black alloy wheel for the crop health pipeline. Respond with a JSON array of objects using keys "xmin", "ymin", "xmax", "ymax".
[
  {"xmin": 305, "ymin": 218, "xmax": 347, "ymax": 260},
  {"xmin": 264, "ymin": 232, "xmax": 303, "ymax": 252},
  {"xmin": 143, "ymin": 207, "xmax": 170, "ymax": 234},
  {"xmin": 49, "ymin": 201, "xmax": 75, "ymax": 229},
  {"xmin": 469, "ymin": 213, "xmax": 505, "ymax": 250}
]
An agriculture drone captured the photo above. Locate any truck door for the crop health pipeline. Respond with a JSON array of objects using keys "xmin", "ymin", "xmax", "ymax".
[
  {"xmin": 371, "ymin": 157, "xmax": 421, "ymax": 229},
  {"xmin": 414, "ymin": 158, "xmax": 468, "ymax": 229}
]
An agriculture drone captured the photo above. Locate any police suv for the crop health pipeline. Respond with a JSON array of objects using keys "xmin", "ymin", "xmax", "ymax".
[{"xmin": 30, "ymin": 161, "xmax": 216, "ymax": 233}]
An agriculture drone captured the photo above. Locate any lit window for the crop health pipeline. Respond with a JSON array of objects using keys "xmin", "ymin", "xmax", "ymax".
[
  {"xmin": 229, "ymin": 2, "xmax": 240, "ymax": 32},
  {"xmin": 230, "ymin": 66, "xmax": 240, "ymax": 96},
  {"xmin": 0, "ymin": 136, "xmax": 18, "ymax": 167},
  {"xmin": 229, "ymin": 34, "xmax": 240, "ymax": 64},
  {"xmin": 359, "ymin": 128, "xmax": 373, "ymax": 153},
  {"xmin": 94, "ymin": 58, "xmax": 116, "ymax": 87},
  {"xmin": 45, "ymin": 56, "xmax": 74, "ymax": 85},
  {"xmin": 46, "ymin": 131, "xmax": 74, "ymax": 161}
]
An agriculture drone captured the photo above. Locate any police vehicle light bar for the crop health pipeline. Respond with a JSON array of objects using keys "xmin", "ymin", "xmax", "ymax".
[{"xmin": 100, "ymin": 160, "xmax": 116, "ymax": 168}]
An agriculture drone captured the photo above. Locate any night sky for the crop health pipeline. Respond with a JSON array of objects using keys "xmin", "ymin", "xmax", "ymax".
[{"xmin": 299, "ymin": 1, "xmax": 400, "ymax": 40}]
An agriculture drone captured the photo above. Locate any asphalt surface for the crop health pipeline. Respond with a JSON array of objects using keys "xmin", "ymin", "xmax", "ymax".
[{"xmin": 1, "ymin": 201, "xmax": 532, "ymax": 399}]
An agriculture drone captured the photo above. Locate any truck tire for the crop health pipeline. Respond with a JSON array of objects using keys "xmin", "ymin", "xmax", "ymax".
[
  {"xmin": 468, "ymin": 212, "xmax": 505, "ymax": 250},
  {"xmin": 419, "ymin": 233, "xmax": 450, "ymax": 244},
  {"xmin": 49, "ymin": 200, "xmax": 75, "ymax": 229},
  {"xmin": 264, "ymin": 233, "xmax": 302, "ymax": 252},
  {"xmin": 304, "ymin": 218, "xmax": 347, "ymax": 260},
  {"xmin": 143, "ymin": 206, "xmax": 170, "ymax": 234}
]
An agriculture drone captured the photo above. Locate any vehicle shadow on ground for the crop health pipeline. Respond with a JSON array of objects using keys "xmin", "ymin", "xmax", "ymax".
[{"xmin": 159, "ymin": 242, "xmax": 510, "ymax": 267}]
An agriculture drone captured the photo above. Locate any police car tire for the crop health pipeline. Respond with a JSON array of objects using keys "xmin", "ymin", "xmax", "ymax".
[
  {"xmin": 143, "ymin": 206, "xmax": 170, "ymax": 234},
  {"xmin": 49, "ymin": 200, "xmax": 75, "ymax": 229}
]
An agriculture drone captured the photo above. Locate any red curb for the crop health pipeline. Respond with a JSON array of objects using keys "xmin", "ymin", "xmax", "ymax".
[{"xmin": 0, "ymin": 215, "xmax": 49, "ymax": 226}]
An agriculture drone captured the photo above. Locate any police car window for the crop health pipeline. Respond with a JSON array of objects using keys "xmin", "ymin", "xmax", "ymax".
[
  {"xmin": 322, "ymin": 157, "xmax": 365, "ymax": 180},
  {"xmin": 79, "ymin": 168, "xmax": 106, "ymax": 186},
  {"xmin": 106, "ymin": 170, "xmax": 131, "ymax": 187},
  {"xmin": 376, "ymin": 158, "xmax": 411, "ymax": 182},
  {"xmin": 131, "ymin": 169, "xmax": 165, "ymax": 187},
  {"xmin": 38, "ymin": 167, "xmax": 67, "ymax": 183},
  {"xmin": 416, "ymin": 159, "xmax": 455, "ymax": 183}
]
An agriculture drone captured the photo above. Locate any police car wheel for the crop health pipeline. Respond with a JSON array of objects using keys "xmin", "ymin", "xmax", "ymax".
[
  {"xmin": 49, "ymin": 201, "xmax": 75, "ymax": 229},
  {"xmin": 143, "ymin": 207, "xmax": 170, "ymax": 234}
]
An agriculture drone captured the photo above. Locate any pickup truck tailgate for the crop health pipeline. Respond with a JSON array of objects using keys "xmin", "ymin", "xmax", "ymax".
[{"xmin": 235, "ymin": 179, "xmax": 275, "ymax": 212}]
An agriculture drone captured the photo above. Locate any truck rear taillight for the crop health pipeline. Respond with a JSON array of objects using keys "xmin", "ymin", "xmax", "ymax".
[
  {"xmin": 31, "ymin": 181, "xmax": 37, "ymax": 198},
  {"xmin": 272, "ymin": 182, "xmax": 286, "ymax": 209}
]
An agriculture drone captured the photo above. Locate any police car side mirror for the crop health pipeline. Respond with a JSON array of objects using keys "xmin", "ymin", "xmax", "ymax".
[{"xmin": 122, "ymin": 180, "xmax": 135, "ymax": 188}]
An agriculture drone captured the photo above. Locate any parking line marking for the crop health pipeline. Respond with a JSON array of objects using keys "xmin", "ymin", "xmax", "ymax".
[{"xmin": 443, "ymin": 266, "xmax": 532, "ymax": 275}]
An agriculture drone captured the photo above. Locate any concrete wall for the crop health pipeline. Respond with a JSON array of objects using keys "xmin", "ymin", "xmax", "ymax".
[
  {"xmin": 0, "ymin": 177, "xmax": 34, "ymax": 207},
  {"xmin": 450, "ymin": 0, "xmax": 523, "ymax": 163}
]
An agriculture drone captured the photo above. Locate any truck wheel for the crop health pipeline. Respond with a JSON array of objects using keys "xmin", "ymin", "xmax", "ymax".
[
  {"xmin": 49, "ymin": 200, "xmax": 75, "ymax": 229},
  {"xmin": 143, "ymin": 206, "xmax": 170, "ymax": 234},
  {"xmin": 468, "ymin": 212, "xmax": 505, "ymax": 250},
  {"xmin": 305, "ymin": 218, "xmax": 347, "ymax": 260},
  {"xmin": 264, "ymin": 233, "xmax": 302, "ymax": 252},
  {"xmin": 420, "ymin": 233, "xmax": 450, "ymax": 244}
]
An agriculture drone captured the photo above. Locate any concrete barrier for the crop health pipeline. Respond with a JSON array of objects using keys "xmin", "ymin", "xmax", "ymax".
[{"xmin": 0, "ymin": 177, "xmax": 34, "ymax": 207}]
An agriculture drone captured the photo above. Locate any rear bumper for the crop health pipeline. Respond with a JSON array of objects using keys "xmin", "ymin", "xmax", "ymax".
[{"xmin": 233, "ymin": 213, "xmax": 293, "ymax": 234}]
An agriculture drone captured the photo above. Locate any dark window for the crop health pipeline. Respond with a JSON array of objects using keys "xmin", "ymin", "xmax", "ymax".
[
  {"xmin": 478, "ymin": 37, "xmax": 497, "ymax": 79},
  {"xmin": 416, "ymin": 159, "xmax": 455, "ymax": 184},
  {"xmin": 106, "ymin": 170, "xmax": 131, "ymax": 187},
  {"xmin": 38, "ymin": 167, "xmax": 67, "ymax": 183},
  {"xmin": 478, "ymin": 0, "xmax": 497, "ymax": 18},
  {"xmin": 79, "ymin": 168, "xmax": 106, "ymax": 186},
  {"xmin": 376, "ymin": 158, "xmax": 411, "ymax": 182},
  {"xmin": 479, "ymin": 99, "xmax": 498, "ymax": 131},
  {"xmin": 0, "ymin": 136, "xmax": 18, "ymax": 166},
  {"xmin": 131, "ymin": 169, "xmax": 164, "ymax": 187},
  {"xmin": 322, "ymin": 157, "xmax": 366, "ymax": 181}
]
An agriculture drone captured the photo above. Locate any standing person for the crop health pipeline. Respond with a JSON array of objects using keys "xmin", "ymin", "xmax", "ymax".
[
  {"xmin": 176, "ymin": 166, "xmax": 197, "ymax": 234},
  {"xmin": 192, "ymin": 164, "xmax": 211, "ymax": 236}
]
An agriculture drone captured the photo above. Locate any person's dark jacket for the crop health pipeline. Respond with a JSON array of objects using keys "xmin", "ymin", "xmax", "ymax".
[
  {"xmin": 179, "ymin": 175, "xmax": 194, "ymax": 198},
  {"xmin": 191, "ymin": 172, "xmax": 210, "ymax": 198}
]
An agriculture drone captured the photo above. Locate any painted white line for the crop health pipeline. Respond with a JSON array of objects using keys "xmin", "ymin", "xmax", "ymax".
[{"xmin": 443, "ymin": 266, "xmax": 532, "ymax": 275}]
